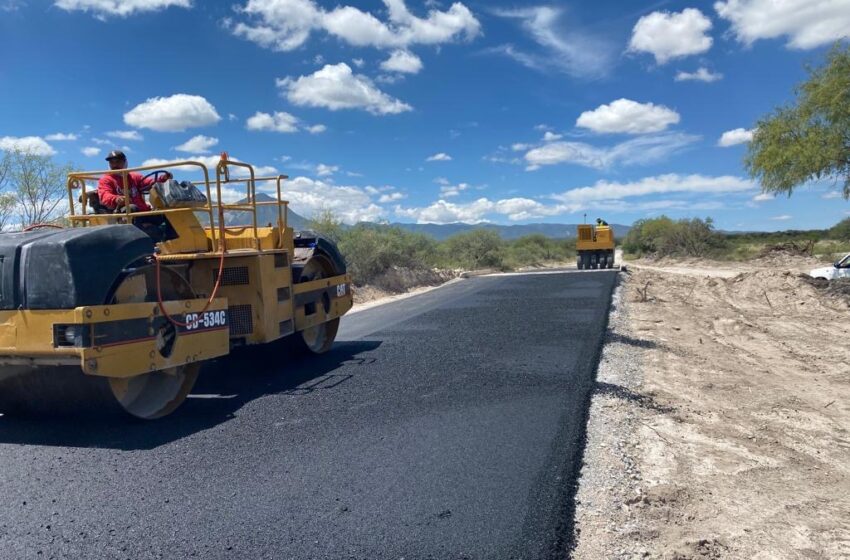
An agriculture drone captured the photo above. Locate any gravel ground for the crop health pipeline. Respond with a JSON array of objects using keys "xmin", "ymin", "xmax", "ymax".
[{"xmin": 572, "ymin": 275, "xmax": 653, "ymax": 560}]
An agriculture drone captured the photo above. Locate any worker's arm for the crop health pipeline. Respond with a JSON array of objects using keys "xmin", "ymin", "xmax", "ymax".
[{"xmin": 97, "ymin": 177, "xmax": 123, "ymax": 208}]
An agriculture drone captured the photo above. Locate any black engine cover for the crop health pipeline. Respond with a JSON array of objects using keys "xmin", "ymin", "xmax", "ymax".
[{"xmin": 0, "ymin": 225, "xmax": 154, "ymax": 310}]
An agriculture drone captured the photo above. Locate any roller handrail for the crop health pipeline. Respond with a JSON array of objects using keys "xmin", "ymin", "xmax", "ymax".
[{"xmin": 66, "ymin": 155, "xmax": 291, "ymax": 252}]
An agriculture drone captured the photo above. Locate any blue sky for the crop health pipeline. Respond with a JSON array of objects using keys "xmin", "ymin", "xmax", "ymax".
[{"xmin": 1, "ymin": 0, "xmax": 849, "ymax": 230}]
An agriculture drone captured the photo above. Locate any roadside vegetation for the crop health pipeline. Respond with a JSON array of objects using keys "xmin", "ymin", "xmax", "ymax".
[
  {"xmin": 622, "ymin": 216, "xmax": 727, "ymax": 259},
  {"xmin": 0, "ymin": 149, "xmax": 73, "ymax": 228},
  {"xmin": 746, "ymin": 44, "xmax": 850, "ymax": 200},
  {"xmin": 622, "ymin": 215, "xmax": 850, "ymax": 261},
  {"xmin": 308, "ymin": 210, "xmax": 576, "ymax": 286}
]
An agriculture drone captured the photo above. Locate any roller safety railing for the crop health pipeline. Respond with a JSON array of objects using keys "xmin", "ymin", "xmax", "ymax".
[{"xmin": 66, "ymin": 155, "xmax": 291, "ymax": 254}]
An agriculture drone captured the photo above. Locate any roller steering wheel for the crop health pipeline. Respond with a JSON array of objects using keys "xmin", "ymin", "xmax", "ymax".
[{"xmin": 141, "ymin": 170, "xmax": 171, "ymax": 189}]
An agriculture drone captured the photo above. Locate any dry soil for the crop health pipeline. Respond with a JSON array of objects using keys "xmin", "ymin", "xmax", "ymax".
[{"xmin": 574, "ymin": 255, "xmax": 850, "ymax": 559}]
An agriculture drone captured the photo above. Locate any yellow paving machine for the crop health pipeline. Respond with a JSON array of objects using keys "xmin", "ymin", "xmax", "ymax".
[
  {"xmin": 0, "ymin": 154, "xmax": 352, "ymax": 419},
  {"xmin": 576, "ymin": 220, "xmax": 615, "ymax": 270}
]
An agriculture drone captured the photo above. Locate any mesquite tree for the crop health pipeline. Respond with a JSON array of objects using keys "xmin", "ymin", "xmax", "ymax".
[{"xmin": 746, "ymin": 45, "xmax": 850, "ymax": 199}]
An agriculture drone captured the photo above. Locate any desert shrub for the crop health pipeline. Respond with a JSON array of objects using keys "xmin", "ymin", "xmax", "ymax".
[
  {"xmin": 306, "ymin": 211, "xmax": 586, "ymax": 282},
  {"xmin": 829, "ymin": 218, "xmax": 850, "ymax": 241},
  {"xmin": 308, "ymin": 208, "xmax": 344, "ymax": 244},
  {"xmin": 660, "ymin": 217, "xmax": 728, "ymax": 257},
  {"xmin": 438, "ymin": 229, "xmax": 505, "ymax": 269},
  {"xmin": 622, "ymin": 216, "xmax": 676, "ymax": 256},
  {"xmin": 336, "ymin": 224, "xmax": 438, "ymax": 285},
  {"xmin": 623, "ymin": 216, "xmax": 727, "ymax": 258},
  {"xmin": 502, "ymin": 234, "xmax": 576, "ymax": 268},
  {"xmin": 814, "ymin": 240, "xmax": 850, "ymax": 261}
]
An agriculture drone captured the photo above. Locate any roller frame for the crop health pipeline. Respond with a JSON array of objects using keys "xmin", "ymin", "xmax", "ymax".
[{"xmin": 0, "ymin": 298, "xmax": 229, "ymax": 378}]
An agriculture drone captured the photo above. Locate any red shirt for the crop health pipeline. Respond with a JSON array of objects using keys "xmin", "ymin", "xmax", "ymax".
[{"xmin": 97, "ymin": 172, "xmax": 158, "ymax": 211}]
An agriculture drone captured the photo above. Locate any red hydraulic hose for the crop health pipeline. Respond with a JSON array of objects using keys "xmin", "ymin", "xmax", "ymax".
[
  {"xmin": 154, "ymin": 242, "xmax": 227, "ymax": 328},
  {"xmin": 23, "ymin": 223, "xmax": 64, "ymax": 231}
]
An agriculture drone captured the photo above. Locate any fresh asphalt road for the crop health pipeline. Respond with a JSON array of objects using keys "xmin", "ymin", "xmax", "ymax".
[{"xmin": 0, "ymin": 269, "xmax": 618, "ymax": 560}]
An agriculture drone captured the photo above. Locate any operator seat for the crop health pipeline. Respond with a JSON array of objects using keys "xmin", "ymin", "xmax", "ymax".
[{"xmin": 79, "ymin": 191, "xmax": 110, "ymax": 215}]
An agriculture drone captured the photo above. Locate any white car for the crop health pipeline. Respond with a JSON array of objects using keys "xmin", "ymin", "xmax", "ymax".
[{"xmin": 809, "ymin": 252, "xmax": 850, "ymax": 280}]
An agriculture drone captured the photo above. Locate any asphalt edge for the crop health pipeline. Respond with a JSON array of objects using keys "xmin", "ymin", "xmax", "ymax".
[
  {"xmin": 564, "ymin": 270, "xmax": 626, "ymax": 558},
  {"xmin": 548, "ymin": 270, "xmax": 622, "ymax": 559}
]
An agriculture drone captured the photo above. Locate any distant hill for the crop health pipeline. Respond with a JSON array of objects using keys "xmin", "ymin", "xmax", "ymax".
[{"xmin": 231, "ymin": 195, "xmax": 630, "ymax": 240}]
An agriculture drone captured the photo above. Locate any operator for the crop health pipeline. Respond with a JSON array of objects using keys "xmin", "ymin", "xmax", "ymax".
[
  {"xmin": 98, "ymin": 150, "xmax": 171, "ymax": 212},
  {"xmin": 596, "ymin": 217, "xmax": 608, "ymax": 226}
]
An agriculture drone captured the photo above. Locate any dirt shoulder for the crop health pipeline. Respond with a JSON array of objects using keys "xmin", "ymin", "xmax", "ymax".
[{"xmin": 574, "ymin": 257, "xmax": 850, "ymax": 559}]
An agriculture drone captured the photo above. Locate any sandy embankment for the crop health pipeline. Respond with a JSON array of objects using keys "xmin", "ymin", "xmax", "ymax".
[{"xmin": 574, "ymin": 256, "xmax": 850, "ymax": 559}]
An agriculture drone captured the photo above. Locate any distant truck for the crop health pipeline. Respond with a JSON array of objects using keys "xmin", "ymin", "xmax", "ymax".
[
  {"xmin": 576, "ymin": 221, "xmax": 615, "ymax": 270},
  {"xmin": 809, "ymin": 252, "xmax": 850, "ymax": 280}
]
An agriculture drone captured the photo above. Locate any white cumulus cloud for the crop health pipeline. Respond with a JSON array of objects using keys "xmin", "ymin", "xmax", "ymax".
[
  {"xmin": 380, "ymin": 50, "xmax": 423, "ymax": 74},
  {"xmin": 45, "ymin": 132, "xmax": 78, "ymax": 141},
  {"xmin": 307, "ymin": 124, "xmax": 327, "ymax": 134},
  {"xmin": 675, "ymin": 67, "xmax": 723, "ymax": 82},
  {"xmin": 523, "ymin": 133, "xmax": 699, "ymax": 170},
  {"xmin": 246, "ymin": 111, "xmax": 300, "ymax": 133},
  {"xmin": 718, "ymin": 127, "xmax": 754, "ymax": 147},
  {"xmin": 81, "ymin": 147, "xmax": 101, "ymax": 157},
  {"xmin": 124, "ymin": 94, "xmax": 221, "ymax": 132},
  {"xmin": 228, "ymin": 0, "xmax": 480, "ymax": 52},
  {"xmin": 272, "ymin": 176, "xmax": 384, "ymax": 223},
  {"xmin": 426, "ymin": 152, "xmax": 452, "ymax": 162},
  {"xmin": 277, "ymin": 63, "xmax": 412, "ymax": 115},
  {"xmin": 54, "ymin": 0, "xmax": 191, "ymax": 18},
  {"xmin": 395, "ymin": 173, "xmax": 754, "ymax": 223},
  {"xmin": 106, "ymin": 130, "xmax": 143, "ymax": 141},
  {"xmin": 395, "ymin": 196, "xmax": 566, "ymax": 223},
  {"xmin": 752, "ymin": 192, "xmax": 773, "ymax": 201},
  {"xmin": 576, "ymin": 98, "xmax": 680, "ymax": 134},
  {"xmin": 770, "ymin": 214, "xmax": 792, "ymax": 221},
  {"xmin": 0, "ymin": 136, "xmax": 56, "ymax": 156},
  {"xmin": 550, "ymin": 174, "xmax": 755, "ymax": 204},
  {"xmin": 379, "ymin": 192, "xmax": 406, "ymax": 203},
  {"xmin": 316, "ymin": 163, "xmax": 338, "ymax": 177},
  {"xmin": 629, "ymin": 8, "xmax": 713, "ymax": 64},
  {"xmin": 439, "ymin": 182, "xmax": 470, "ymax": 197},
  {"xmin": 715, "ymin": 0, "xmax": 850, "ymax": 49},
  {"xmin": 175, "ymin": 135, "xmax": 218, "ymax": 153}
]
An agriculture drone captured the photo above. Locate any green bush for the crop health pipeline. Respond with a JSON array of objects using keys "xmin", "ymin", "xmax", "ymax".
[
  {"xmin": 305, "ymin": 211, "xmax": 602, "ymax": 283},
  {"xmin": 308, "ymin": 208, "xmax": 344, "ymax": 244},
  {"xmin": 623, "ymin": 216, "xmax": 727, "ymax": 258},
  {"xmin": 814, "ymin": 240, "xmax": 850, "ymax": 261},
  {"xmin": 438, "ymin": 229, "xmax": 505, "ymax": 269},
  {"xmin": 622, "ymin": 216, "xmax": 676, "ymax": 256},
  {"xmin": 336, "ymin": 224, "xmax": 438, "ymax": 285},
  {"xmin": 502, "ymin": 234, "xmax": 576, "ymax": 268},
  {"xmin": 829, "ymin": 218, "xmax": 850, "ymax": 241}
]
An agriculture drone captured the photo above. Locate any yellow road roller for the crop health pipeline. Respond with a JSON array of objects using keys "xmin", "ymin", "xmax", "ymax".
[
  {"xmin": 576, "ymin": 220, "xmax": 615, "ymax": 270},
  {"xmin": 0, "ymin": 154, "xmax": 352, "ymax": 419}
]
